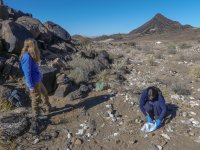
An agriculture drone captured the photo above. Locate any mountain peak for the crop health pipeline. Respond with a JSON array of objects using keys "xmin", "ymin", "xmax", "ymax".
[
  {"xmin": 129, "ymin": 13, "xmax": 192, "ymax": 35},
  {"xmin": 154, "ymin": 13, "xmax": 165, "ymax": 18}
]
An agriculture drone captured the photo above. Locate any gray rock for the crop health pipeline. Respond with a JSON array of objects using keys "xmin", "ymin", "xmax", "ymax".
[
  {"xmin": 1, "ymin": 20, "xmax": 33, "ymax": 53},
  {"xmin": 0, "ymin": 85, "xmax": 12, "ymax": 102},
  {"xmin": 0, "ymin": 56, "xmax": 6, "ymax": 72},
  {"xmin": 44, "ymin": 21, "xmax": 71, "ymax": 42},
  {"xmin": 39, "ymin": 66, "xmax": 57, "ymax": 94},
  {"xmin": 0, "ymin": 114, "xmax": 30, "ymax": 140},
  {"xmin": 16, "ymin": 16, "xmax": 52, "ymax": 42},
  {"xmin": 54, "ymin": 84, "xmax": 71, "ymax": 98},
  {"xmin": 0, "ymin": 5, "xmax": 9, "ymax": 20}
]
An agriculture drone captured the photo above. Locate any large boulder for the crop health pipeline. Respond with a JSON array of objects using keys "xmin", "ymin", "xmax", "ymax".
[
  {"xmin": 44, "ymin": 21, "xmax": 71, "ymax": 42},
  {"xmin": 0, "ymin": 113, "xmax": 29, "ymax": 141},
  {"xmin": 0, "ymin": 56, "xmax": 6, "ymax": 72},
  {"xmin": 0, "ymin": 38, "xmax": 4, "ymax": 53},
  {"xmin": 0, "ymin": 5, "xmax": 9, "ymax": 20},
  {"xmin": 7, "ymin": 7, "xmax": 32, "ymax": 20},
  {"xmin": 0, "ymin": 85, "xmax": 12, "ymax": 102},
  {"xmin": 16, "ymin": 16, "xmax": 52, "ymax": 43},
  {"xmin": 1, "ymin": 20, "xmax": 33, "ymax": 53},
  {"xmin": 2, "ymin": 55, "xmax": 22, "ymax": 79},
  {"xmin": 39, "ymin": 66, "xmax": 57, "ymax": 94}
]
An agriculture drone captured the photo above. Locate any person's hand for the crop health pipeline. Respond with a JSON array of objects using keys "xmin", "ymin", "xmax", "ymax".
[
  {"xmin": 30, "ymin": 88, "xmax": 35, "ymax": 93},
  {"xmin": 155, "ymin": 119, "xmax": 161, "ymax": 128},
  {"xmin": 146, "ymin": 115, "xmax": 153, "ymax": 123}
]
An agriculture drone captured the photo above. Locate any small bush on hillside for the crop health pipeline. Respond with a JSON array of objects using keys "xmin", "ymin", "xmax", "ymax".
[
  {"xmin": 148, "ymin": 57, "xmax": 157, "ymax": 66},
  {"xmin": 154, "ymin": 51, "xmax": 165, "ymax": 59},
  {"xmin": 0, "ymin": 100, "xmax": 13, "ymax": 112},
  {"xmin": 79, "ymin": 37, "xmax": 91, "ymax": 47},
  {"xmin": 179, "ymin": 43, "xmax": 192, "ymax": 49},
  {"xmin": 171, "ymin": 82, "xmax": 191, "ymax": 95},
  {"xmin": 168, "ymin": 44, "xmax": 177, "ymax": 54},
  {"xmin": 190, "ymin": 66, "xmax": 200, "ymax": 78},
  {"xmin": 68, "ymin": 68, "xmax": 89, "ymax": 84}
]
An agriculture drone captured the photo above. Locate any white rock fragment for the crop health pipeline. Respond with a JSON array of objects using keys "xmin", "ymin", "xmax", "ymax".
[
  {"xmin": 189, "ymin": 101, "xmax": 199, "ymax": 107},
  {"xmin": 76, "ymin": 129, "xmax": 84, "ymax": 135},
  {"xmin": 188, "ymin": 111, "xmax": 196, "ymax": 116},
  {"xmin": 166, "ymin": 125, "xmax": 173, "ymax": 132},
  {"xmin": 161, "ymin": 133, "xmax": 170, "ymax": 140},
  {"xmin": 171, "ymin": 94, "xmax": 180, "ymax": 100},
  {"xmin": 33, "ymin": 138, "xmax": 40, "ymax": 144},
  {"xmin": 156, "ymin": 145, "xmax": 162, "ymax": 150},
  {"xmin": 113, "ymin": 132, "xmax": 119, "ymax": 137},
  {"xmin": 189, "ymin": 96, "xmax": 195, "ymax": 100},
  {"xmin": 67, "ymin": 133, "xmax": 72, "ymax": 139},
  {"xmin": 182, "ymin": 112, "xmax": 188, "ymax": 117}
]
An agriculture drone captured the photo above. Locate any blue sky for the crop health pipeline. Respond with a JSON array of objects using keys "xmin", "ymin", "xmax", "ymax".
[{"xmin": 5, "ymin": 0, "xmax": 200, "ymax": 36}]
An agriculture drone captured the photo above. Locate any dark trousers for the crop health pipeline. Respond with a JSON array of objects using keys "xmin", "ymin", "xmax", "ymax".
[{"xmin": 144, "ymin": 101, "xmax": 161, "ymax": 119}]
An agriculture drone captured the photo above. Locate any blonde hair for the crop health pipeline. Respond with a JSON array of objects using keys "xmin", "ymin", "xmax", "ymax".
[{"xmin": 20, "ymin": 39, "xmax": 41, "ymax": 62}]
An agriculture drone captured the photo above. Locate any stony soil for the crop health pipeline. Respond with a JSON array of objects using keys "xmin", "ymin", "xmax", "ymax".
[{"xmin": 2, "ymin": 39, "xmax": 200, "ymax": 150}]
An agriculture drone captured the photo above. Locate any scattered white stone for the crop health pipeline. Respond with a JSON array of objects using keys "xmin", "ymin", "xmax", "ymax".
[
  {"xmin": 113, "ymin": 132, "xmax": 119, "ymax": 137},
  {"xmin": 197, "ymin": 88, "xmax": 200, "ymax": 92},
  {"xmin": 156, "ymin": 145, "xmax": 162, "ymax": 150},
  {"xmin": 67, "ymin": 133, "xmax": 72, "ymax": 139},
  {"xmin": 188, "ymin": 111, "xmax": 196, "ymax": 116},
  {"xmin": 189, "ymin": 101, "xmax": 199, "ymax": 107},
  {"xmin": 171, "ymin": 94, "xmax": 180, "ymax": 100},
  {"xmin": 33, "ymin": 138, "xmax": 40, "ymax": 144},
  {"xmin": 161, "ymin": 133, "xmax": 170, "ymax": 140},
  {"xmin": 182, "ymin": 112, "xmax": 188, "ymax": 117},
  {"xmin": 76, "ymin": 129, "xmax": 85, "ymax": 135},
  {"xmin": 166, "ymin": 125, "xmax": 173, "ymax": 132},
  {"xmin": 155, "ymin": 41, "xmax": 162, "ymax": 44},
  {"xmin": 194, "ymin": 136, "xmax": 200, "ymax": 143},
  {"xmin": 189, "ymin": 96, "xmax": 195, "ymax": 100}
]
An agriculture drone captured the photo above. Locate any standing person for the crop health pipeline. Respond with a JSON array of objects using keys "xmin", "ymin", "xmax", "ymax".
[
  {"xmin": 139, "ymin": 86, "xmax": 167, "ymax": 129},
  {"xmin": 20, "ymin": 38, "xmax": 52, "ymax": 118}
]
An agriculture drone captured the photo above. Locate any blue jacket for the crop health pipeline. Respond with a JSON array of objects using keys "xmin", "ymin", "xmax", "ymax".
[
  {"xmin": 21, "ymin": 52, "xmax": 42, "ymax": 89},
  {"xmin": 139, "ymin": 88, "xmax": 167, "ymax": 121}
]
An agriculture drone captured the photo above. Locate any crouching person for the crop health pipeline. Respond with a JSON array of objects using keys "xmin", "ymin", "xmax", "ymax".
[
  {"xmin": 20, "ymin": 38, "xmax": 53, "ymax": 118},
  {"xmin": 139, "ymin": 86, "xmax": 167, "ymax": 129}
]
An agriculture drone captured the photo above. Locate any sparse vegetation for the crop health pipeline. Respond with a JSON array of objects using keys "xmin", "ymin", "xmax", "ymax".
[
  {"xmin": 171, "ymin": 82, "xmax": 191, "ymax": 95},
  {"xmin": 78, "ymin": 37, "xmax": 91, "ymax": 46},
  {"xmin": 179, "ymin": 42, "xmax": 192, "ymax": 49},
  {"xmin": 190, "ymin": 66, "xmax": 200, "ymax": 78},
  {"xmin": 167, "ymin": 44, "xmax": 177, "ymax": 54},
  {"xmin": 0, "ymin": 100, "xmax": 13, "ymax": 112},
  {"xmin": 154, "ymin": 51, "xmax": 164, "ymax": 59},
  {"xmin": 148, "ymin": 57, "xmax": 157, "ymax": 66}
]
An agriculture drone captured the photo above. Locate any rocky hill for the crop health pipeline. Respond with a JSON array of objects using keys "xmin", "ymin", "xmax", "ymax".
[{"xmin": 129, "ymin": 13, "xmax": 193, "ymax": 36}]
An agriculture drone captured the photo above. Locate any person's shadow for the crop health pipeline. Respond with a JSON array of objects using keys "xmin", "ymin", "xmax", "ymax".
[
  {"xmin": 47, "ymin": 94, "xmax": 114, "ymax": 117},
  {"xmin": 163, "ymin": 103, "xmax": 179, "ymax": 125}
]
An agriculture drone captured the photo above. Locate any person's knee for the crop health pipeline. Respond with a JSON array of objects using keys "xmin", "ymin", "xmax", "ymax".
[{"xmin": 144, "ymin": 102, "xmax": 153, "ymax": 113}]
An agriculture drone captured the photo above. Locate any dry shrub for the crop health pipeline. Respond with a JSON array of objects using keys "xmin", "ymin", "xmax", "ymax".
[
  {"xmin": 154, "ymin": 51, "xmax": 164, "ymax": 59},
  {"xmin": 78, "ymin": 37, "xmax": 91, "ymax": 46},
  {"xmin": 148, "ymin": 57, "xmax": 157, "ymax": 66},
  {"xmin": 167, "ymin": 44, "xmax": 177, "ymax": 54},
  {"xmin": 171, "ymin": 81, "xmax": 191, "ymax": 95},
  {"xmin": 68, "ymin": 55, "xmax": 105, "ymax": 84},
  {"xmin": 190, "ymin": 66, "xmax": 200, "ymax": 78},
  {"xmin": 176, "ymin": 54, "xmax": 187, "ymax": 62},
  {"xmin": 0, "ymin": 100, "xmax": 13, "ymax": 112},
  {"xmin": 179, "ymin": 43, "xmax": 192, "ymax": 49}
]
